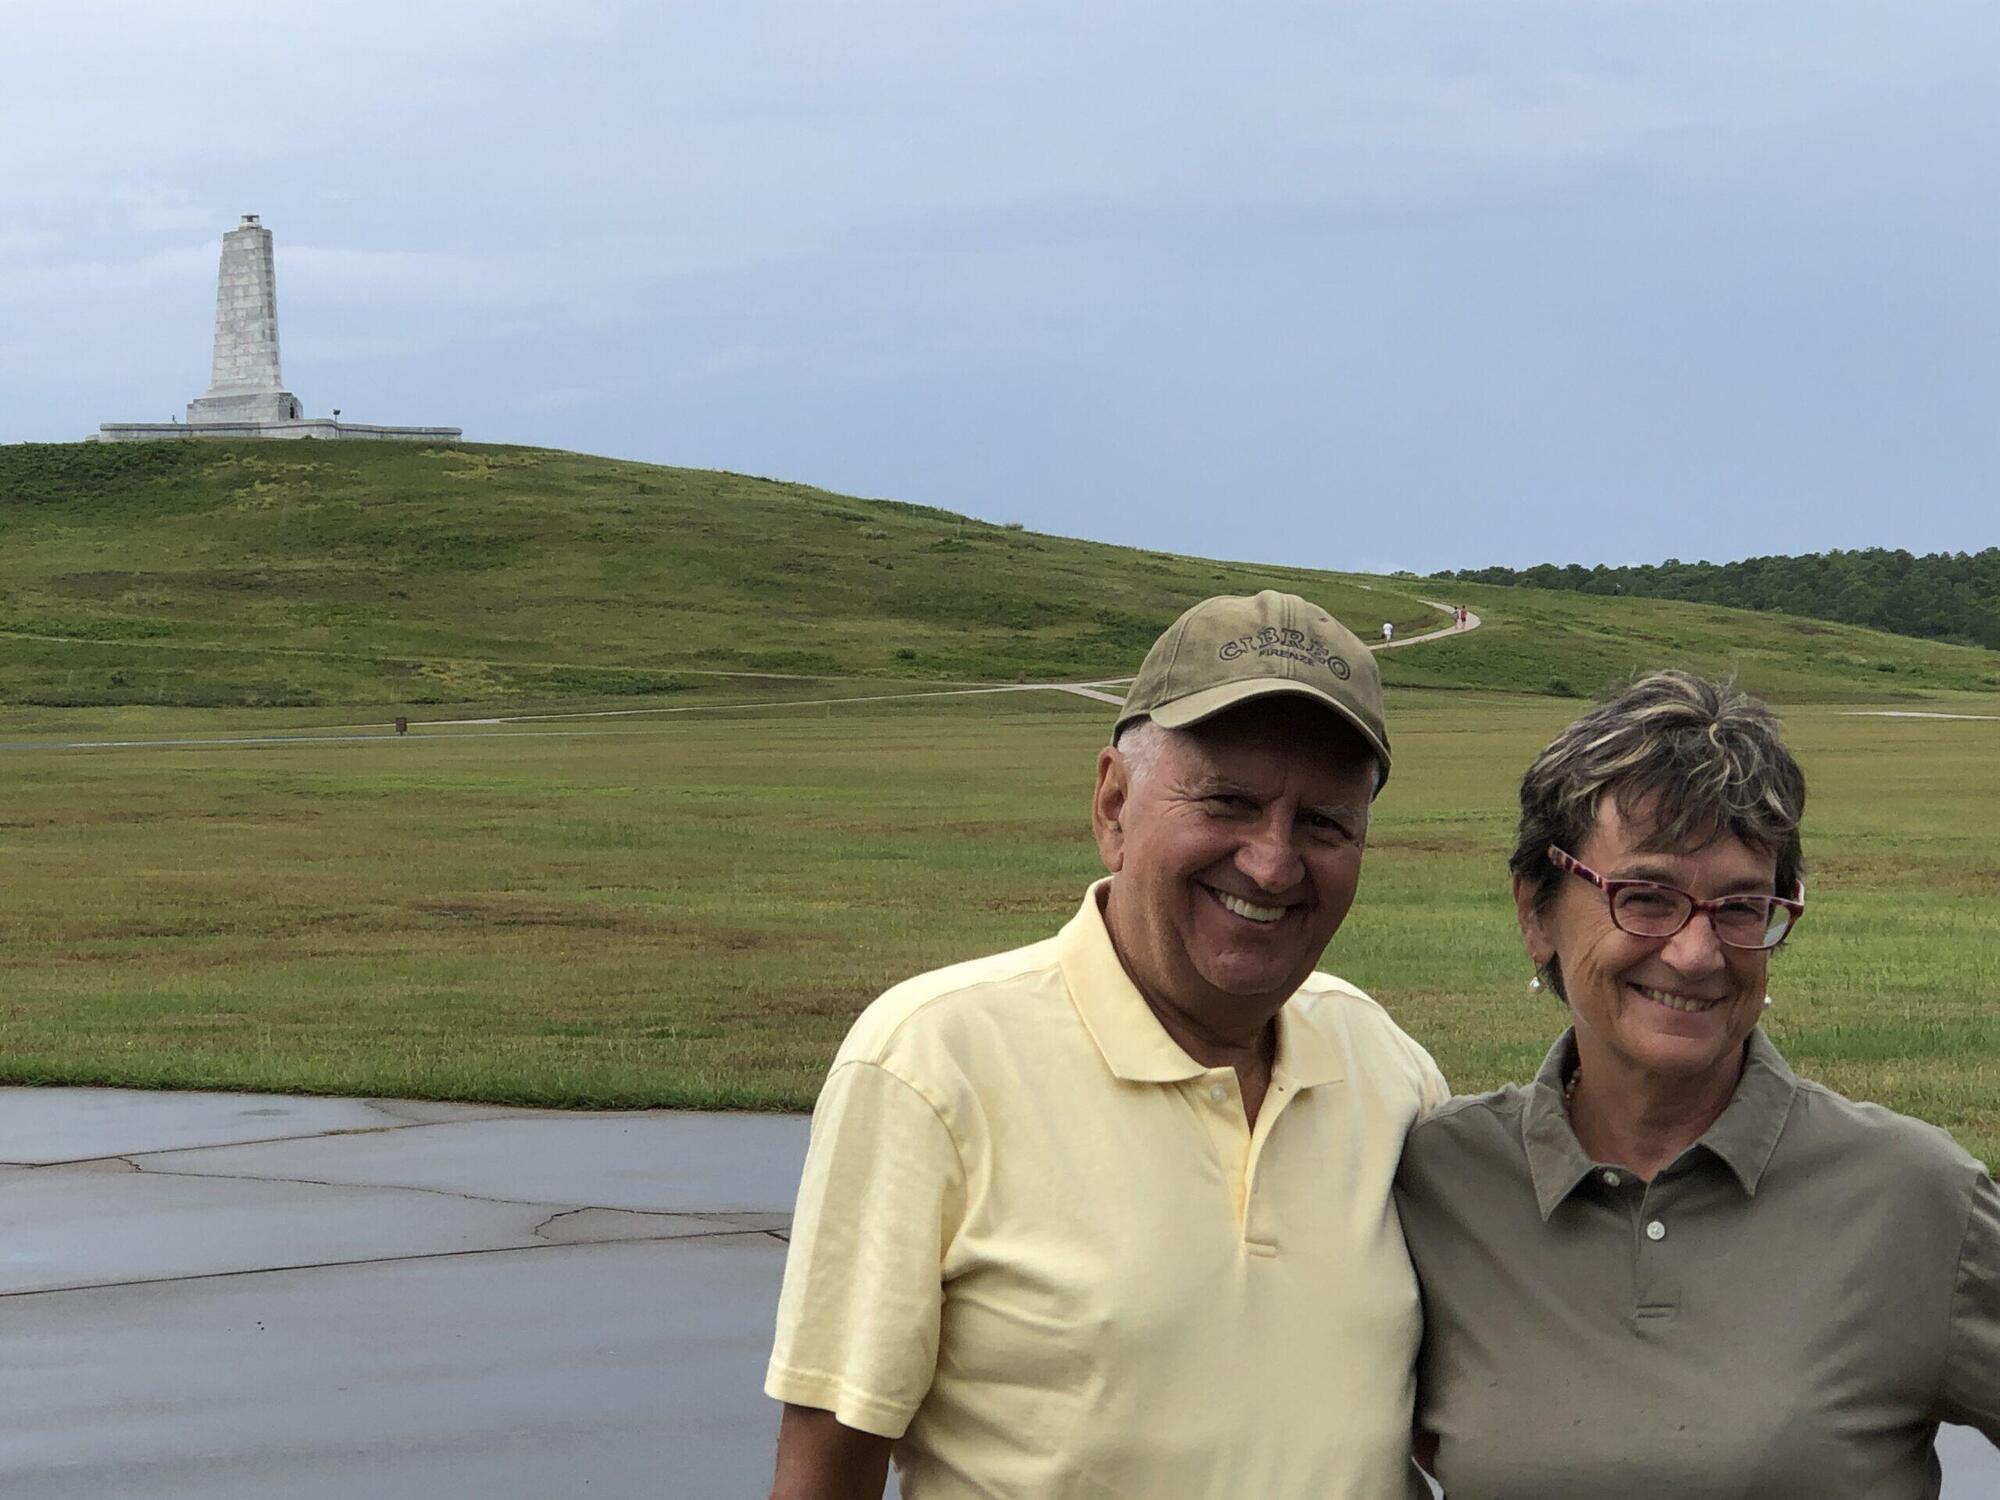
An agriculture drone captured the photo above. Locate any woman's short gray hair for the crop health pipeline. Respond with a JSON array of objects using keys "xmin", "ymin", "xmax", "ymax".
[{"xmin": 1510, "ymin": 671, "xmax": 1807, "ymax": 991}]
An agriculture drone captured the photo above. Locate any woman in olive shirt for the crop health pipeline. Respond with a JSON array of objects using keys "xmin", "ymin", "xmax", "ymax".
[{"xmin": 1395, "ymin": 671, "xmax": 1998, "ymax": 1499}]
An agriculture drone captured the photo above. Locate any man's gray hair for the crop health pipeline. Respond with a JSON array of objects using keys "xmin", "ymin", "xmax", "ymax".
[
  {"xmin": 1509, "ymin": 670, "xmax": 1807, "ymax": 997},
  {"xmin": 1112, "ymin": 718, "xmax": 1175, "ymax": 786}
]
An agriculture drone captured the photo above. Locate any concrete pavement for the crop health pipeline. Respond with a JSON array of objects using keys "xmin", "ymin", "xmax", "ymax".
[
  {"xmin": 0, "ymin": 1089, "xmax": 808, "ymax": 1497},
  {"xmin": 0, "ymin": 1087, "xmax": 1990, "ymax": 1497}
]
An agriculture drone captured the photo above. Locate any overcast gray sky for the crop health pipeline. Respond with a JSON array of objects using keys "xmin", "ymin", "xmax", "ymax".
[{"xmin": 5, "ymin": 1, "xmax": 1996, "ymax": 572}]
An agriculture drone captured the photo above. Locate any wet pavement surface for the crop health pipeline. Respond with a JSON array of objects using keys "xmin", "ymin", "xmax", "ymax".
[
  {"xmin": 0, "ymin": 1089, "xmax": 804, "ymax": 1497},
  {"xmin": 1, "ymin": 1086, "xmax": 1990, "ymax": 1497}
]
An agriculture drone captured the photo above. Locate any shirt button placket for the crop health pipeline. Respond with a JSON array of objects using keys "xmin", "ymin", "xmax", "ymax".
[{"xmin": 1633, "ymin": 1187, "xmax": 1680, "ymax": 1327}]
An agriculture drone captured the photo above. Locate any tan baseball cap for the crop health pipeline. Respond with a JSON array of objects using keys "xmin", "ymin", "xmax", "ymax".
[{"xmin": 1113, "ymin": 590, "xmax": 1391, "ymax": 790}]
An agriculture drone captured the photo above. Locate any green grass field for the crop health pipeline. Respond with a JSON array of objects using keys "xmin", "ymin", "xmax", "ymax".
[
  {"xmin": 3, "ymin": 686, "xmax": 1994, "ymax": 1164},
  {"xmin": 4, "ymin": 440, "xmax": 1996, "ymax": 707},
  {"xmin": 2, "ymin": 439, "xmax": 1994, "ymax": 1159}
]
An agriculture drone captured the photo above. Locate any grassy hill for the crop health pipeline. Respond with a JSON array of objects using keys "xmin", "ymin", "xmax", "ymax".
[
  {"xmin": 2, "ymin": 441, "xmax": 1995, "ymax": 1150},
  {"xmin": 2, "ymin": 440, "xmax": 1995, "ymax": 709}
]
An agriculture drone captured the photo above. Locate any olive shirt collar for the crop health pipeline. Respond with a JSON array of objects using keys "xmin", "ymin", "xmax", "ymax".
[
  {"xmin": 1522, "ymin": 1026, "xmax": 1801, "ymax": 1220},
  {"xmin": 1056, "ymin": 879, "xmax": 1347, "ymax": 1090}
]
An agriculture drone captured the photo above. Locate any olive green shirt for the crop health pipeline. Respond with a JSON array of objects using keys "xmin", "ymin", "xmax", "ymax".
[{"xmin": 1394, "ymin": 1028, "xmax": 1999, "ymax": 1500}]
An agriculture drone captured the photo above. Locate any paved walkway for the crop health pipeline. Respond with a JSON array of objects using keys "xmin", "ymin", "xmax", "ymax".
[
  {"xmin": 1369, "ymin": 597, "xmax": 1482, "ymax": 650},
  {"xmin": 1845, "ymin": 710, "xmax": 2000, "ymax": 722},
  {"xmin": 6, "ymin": 594, "xmax": 1482, "ymax": 759},
  {"xmin": 2, "ymin": 1087, "xmax": 1991, "ymax": 1497}
]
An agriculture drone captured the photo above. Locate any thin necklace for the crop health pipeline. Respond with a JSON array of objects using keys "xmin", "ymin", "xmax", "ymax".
[{"xmin": 1564, "ymin": 1067, "xmax": 1581, "ymax": 1111}]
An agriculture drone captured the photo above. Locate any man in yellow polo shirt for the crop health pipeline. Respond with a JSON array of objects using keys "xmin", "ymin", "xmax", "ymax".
[{"xmin": 766, "ymin": 590, "xmax": 1446, "ymax": 1500}]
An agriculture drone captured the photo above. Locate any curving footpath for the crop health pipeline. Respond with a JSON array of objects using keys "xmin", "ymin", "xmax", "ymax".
[
  {"xmin": 3, "ymin": 598, "xmax": 1480, "ymax": 757},
  {"xmin": 1367, "ymin": 597, "xmax": 1483, "ymax": 651}
]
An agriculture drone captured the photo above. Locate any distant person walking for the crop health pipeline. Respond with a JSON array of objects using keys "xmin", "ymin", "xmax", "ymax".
[
  {"xmin": 768, "ymin": 590, "xmax": 1446, "ymax": 1500},
  {"xmin": 1382, "ymin": 621, "xmax": 1394, "ymax": 644}
]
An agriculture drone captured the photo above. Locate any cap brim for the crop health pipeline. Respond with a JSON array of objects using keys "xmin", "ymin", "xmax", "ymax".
[{"xmin": 1138, "ymin": 680, "xmax": 1391, "ymax": 792}]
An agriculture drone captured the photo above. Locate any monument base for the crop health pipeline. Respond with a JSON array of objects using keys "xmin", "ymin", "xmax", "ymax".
[
  {"xmin": 187, "ymin": 389, "xmax": 302, "ymax": 424},
  {"xmin": 95, "ymin": 420, "xmax": 463, "ymax": 444}
]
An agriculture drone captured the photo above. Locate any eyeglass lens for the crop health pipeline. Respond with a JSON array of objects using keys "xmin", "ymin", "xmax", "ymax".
[{"xmin": 1610, "ymin": 886, "xmax": 1792, "ymax": 948}]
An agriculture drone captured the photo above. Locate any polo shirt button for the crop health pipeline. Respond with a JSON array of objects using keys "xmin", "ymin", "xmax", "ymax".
[
  {"xmin": 1645, "ymin": 1219, "xmax": 1667, "ymax": 1241},
  {"xmin": 1208, "ymin": 1083, "xmax": 1228, "ymax": 1103},
  {"xmin": 1600, "ymin": 1170, "xmax": 1621, "ymax": 1187}
]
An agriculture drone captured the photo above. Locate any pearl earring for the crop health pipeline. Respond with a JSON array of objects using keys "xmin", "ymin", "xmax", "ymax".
[
  {"xmin": 1762, "ymin": 995, "xmax": 1774, "ymax": 1009},
  {"xmin": 1528, "ymin": 975, "xmax": 1542, "ymax": 993}
]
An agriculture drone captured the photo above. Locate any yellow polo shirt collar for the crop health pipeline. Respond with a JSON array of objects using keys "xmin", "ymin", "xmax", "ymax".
[{"xmin": 1055, "ymin": 879, "xmax": 1348, "ymax": 1090}]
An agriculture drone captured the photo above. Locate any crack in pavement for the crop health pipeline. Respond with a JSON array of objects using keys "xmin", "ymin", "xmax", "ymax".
[
  {"xmin": 0, "ymin": 1107, "xmax": 556, "ymax": 1170},
  {"xmin": 0, "ymin": 1225, "xmax": 781, "ymax": 1301},
  {"xmin": 357, "ymin": 1098, "xmax": 569, "ymax": 1125},
  {"xmin": 532, "ymin": 1207, "xmax": 585, "ymax": 1239},
  {"xmin": 97, "ymin": 1159, "xmax": 788, "ymax": 1230},
  {"xmin": 10, "ymin": 1155, "xmax": 143, "ymax": 1173}
]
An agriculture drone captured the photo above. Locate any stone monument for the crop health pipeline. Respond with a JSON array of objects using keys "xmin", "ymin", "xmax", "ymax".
[
  {"xmin": 98, "ymin": 215, "xmax": 461, "ymax": 443},
  {"xmin": 185, "ymin": 215, "xmax": 302, "ymax": 426}
]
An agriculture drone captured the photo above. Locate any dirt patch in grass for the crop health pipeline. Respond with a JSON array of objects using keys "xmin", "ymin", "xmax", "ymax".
[{"xmin": 412, "ymin": 898, "xmax": 647, "ymax": 931}]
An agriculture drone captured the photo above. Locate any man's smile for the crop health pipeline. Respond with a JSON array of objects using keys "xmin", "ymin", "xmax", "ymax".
[{"xmin": 1203, "ymin": 883, "xmax": 1290, "ymax": 925}]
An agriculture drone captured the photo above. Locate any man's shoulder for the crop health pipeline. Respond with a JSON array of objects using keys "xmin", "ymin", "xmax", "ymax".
[
  {"xmin": 1292, "ymin": 971, "xmax": 1430, "ymax": 1055},
  {"xmin": 1290, "ymin": 971, "xmax": 1448, "ymax": 1101},
  {"xmin": 1293, "ymin": 969, "xmax": 1395, "ymax": 1018},
  {"xmin": 834, "ymin": 932, "xmax": 1072, "ymax": 1070}
]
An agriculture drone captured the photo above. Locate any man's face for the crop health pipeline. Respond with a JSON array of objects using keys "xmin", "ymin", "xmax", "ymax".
[{"xmin": 1094, "ymin": 698, "xmax": 1378, "ymax": 1029}]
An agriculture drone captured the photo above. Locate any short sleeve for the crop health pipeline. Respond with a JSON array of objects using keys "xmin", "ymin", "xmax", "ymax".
[
  {"xmin": 1417, "ymin": 1047, "xmax": 1451, "ymax": 1119},
  {"xmin": 1940, "ymin": 1169, "xmax": 2000, "ymax": 1442},
  {"xmin": 766, "ymin": 1060, "xmax": 967, "ymax": 1439}
]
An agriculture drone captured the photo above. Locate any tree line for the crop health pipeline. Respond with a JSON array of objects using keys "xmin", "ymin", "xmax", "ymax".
[{"xmin": 1436, "ymin": 548, "xmax": 2000, "ymax": 651}]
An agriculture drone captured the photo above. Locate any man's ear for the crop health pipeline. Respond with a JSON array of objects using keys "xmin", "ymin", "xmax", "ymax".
[
  {"xmin": 1092, "ymin": 746, "xmax": 1130, "ymax": 874},
  {"xmin": 1512, "ymin": 872, "xmax": 1550, "ymax": 967}
]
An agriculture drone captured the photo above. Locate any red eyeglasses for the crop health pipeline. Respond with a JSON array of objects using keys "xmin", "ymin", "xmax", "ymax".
[{"xmin": 1547, "ymin": 845, "xmax": 1805, "ymax": 951}]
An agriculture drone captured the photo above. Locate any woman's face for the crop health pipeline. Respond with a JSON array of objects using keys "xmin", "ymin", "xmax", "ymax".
[{"xmin": 1517, "ymin": 792, "xmax": 1777, "ymax": 1089}]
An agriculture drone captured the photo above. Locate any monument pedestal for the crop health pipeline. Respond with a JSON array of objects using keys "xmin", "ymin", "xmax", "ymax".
[
  {"xmin": 186, "ymin": 389, "xmax": 301, "ymax": 425},
  {"xmin": 97, "ymin": 419, "xmax": 463, "ymax": 443}
]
